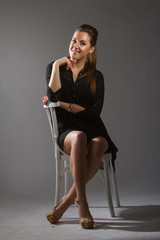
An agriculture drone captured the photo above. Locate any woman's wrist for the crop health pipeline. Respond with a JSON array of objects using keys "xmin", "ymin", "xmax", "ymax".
[
  {"xmin": 59, "ymin": 101, "xmax": 85, "ymax": 113},
  {"xmin": 59, "ymin": 101, "xmax": 74, "ymax": 113},
  {"xmin": 67, "ymin": 103, "xmax": 73, "ymax": 112},
  {"xmin": 53, "ymin": 60, "xmax": 60, "ymax": 69}
]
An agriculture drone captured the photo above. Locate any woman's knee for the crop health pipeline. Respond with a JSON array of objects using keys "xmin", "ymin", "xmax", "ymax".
[
  {"xmin": 88, "ymin": 137, "xmax": 108, "ymax": 157},
  {"xmin": 72, "ymin": 131, "xmax": 88, "ymax": 147},
  {"xmin": 63, "ymin": 131, "xmax": 87, "ymax": 154}
]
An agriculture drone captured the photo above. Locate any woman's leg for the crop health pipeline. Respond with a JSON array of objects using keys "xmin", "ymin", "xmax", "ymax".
[
  {"xmin": 51, "ymin": 131, "xmax": 88, "ymax": 217},
  {"xmin": 86, "ymin": 136, "xmax": 109, "ymax": 180},
  {"xmin": 63, "ymin": 131, "xmax": 88, "ymax": 202},
  {"xmin": 53, "ymin": 134, "xmax": 108, "ymax": 219},
  {"xmin": 65, "ymin": 136, "xmax": 108, "ymax": 202},
  {"xmin": 77, "ymin": 136, "xmax": 109, "ymax": 224}
]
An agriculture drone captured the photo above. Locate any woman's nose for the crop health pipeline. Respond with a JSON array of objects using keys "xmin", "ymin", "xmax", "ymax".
[{"xmin": 74, "ymin": 42, "xmax": 79, "ymax": 48}]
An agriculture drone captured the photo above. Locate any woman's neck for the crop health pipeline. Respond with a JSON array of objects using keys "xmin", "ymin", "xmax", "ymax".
[{"xmin": 71, "ymin": 58, "xmax": 86, "ymax": 72}]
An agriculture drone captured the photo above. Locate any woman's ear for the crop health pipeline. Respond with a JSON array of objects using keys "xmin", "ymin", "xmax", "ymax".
[{"xmin": 89, "ymin": 46, "xmax": 95, "ymax": 54}]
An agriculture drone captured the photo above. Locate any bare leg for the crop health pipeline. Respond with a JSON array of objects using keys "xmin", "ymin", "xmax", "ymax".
[
  {"xmin": 66, "ymin": 136, "xmax": 108, "ymax": 221},
  {"xmin": 67, "ymin": 131, "xmax": 88, "ymax": 202},
  {"xmin": 50, "ymin": 131, "xmax": 88, "ymax": 219},
  {"xmin": 53, "ymin": 134, "xmax": 108, "ymax": 221},
  {"xmin": 65, "ymin": 136, "xmax": 108, "ymax": 201}
]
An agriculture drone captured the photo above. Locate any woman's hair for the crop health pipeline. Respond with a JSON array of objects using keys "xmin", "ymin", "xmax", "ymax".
[{"xmin": 75, "ymin": 24, "xmax": 98, "ymax": 94}]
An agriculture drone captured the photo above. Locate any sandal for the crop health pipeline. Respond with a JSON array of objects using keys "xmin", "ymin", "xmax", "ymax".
[
  {"xmin": 46, "ymin": 195, "xmax": 73, "ymax": 224},
  {"xmin": 76, "ymin": 201, "xmax": 94, "ymax": 229}
]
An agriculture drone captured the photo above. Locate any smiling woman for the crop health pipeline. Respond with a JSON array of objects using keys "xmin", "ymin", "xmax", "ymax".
[
  {"xmin": 41, "ymin": 24, "xmax": 118, "ymax": 229},
  {"xmin": 69, "ymin": 31, "xmax": 95, "ymax": 60}
]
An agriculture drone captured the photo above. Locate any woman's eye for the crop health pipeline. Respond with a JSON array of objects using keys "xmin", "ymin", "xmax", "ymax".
[
  {"xmin": 81, "ymin": 42, "xmax": 86, "ymax": 46},
  {"xmin": 72, "ymin": 39, "xmax": 76, "ymax": 43}
]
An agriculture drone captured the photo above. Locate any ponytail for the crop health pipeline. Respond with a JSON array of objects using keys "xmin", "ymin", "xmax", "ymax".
[{"xmin": 75, "ymin": 24, "xmax": 98, "ymax": 95}]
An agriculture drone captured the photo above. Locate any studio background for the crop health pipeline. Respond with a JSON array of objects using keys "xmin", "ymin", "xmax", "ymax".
[{"xmin": 0, "ymin": 0, "xmax": 159, "ymax": 203}]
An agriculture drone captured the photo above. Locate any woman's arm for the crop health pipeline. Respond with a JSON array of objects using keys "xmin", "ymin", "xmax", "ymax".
[
  {"xmin": 41, "ymin": 96, "xmax": 85, "ymax": 113},
  {"xmin": 59, "ymin": 101, "xmax": 85, "ymax": 113},
  {"xmin": 48, "ymin": 57, "xmax": 75, "ymax": 92},
  {"xmin": 48, "ymin": 61, "xmax": 61, "ymax": 92},
  {"xmin": 73, "ymin": 71, "xmax": 105, "ymax": 120},
  {"xmin": 58, "ymin": 71, "xmax": 104, "ymax": 116},
  {"xmin": 46, "ymin": 57, "xmax": 76, "ymax": 102},
  {"xmin": 44, "ymin": 60, "xmax": 85, "ymax": 110},
  {"xmin": 45, "ymin": 68, "xmax": 104, "ymax": 117}
]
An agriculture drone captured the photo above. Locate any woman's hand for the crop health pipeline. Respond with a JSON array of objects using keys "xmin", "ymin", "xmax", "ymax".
[
  {"xmin": 41, "ymin": 96, "xmax": 49, "ymax": 105},
  {"xmin": 54, "ymin": 57, "xmax": 76, "ymax": 71}
]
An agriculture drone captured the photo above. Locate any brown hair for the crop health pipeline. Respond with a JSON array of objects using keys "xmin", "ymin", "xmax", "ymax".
[{"xmin": 76, "ymin": 24, "xmax": 98, "ymax": 94}]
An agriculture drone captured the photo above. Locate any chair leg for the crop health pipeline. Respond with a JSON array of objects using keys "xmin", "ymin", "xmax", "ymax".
[
  {"xmin": 109, "ymin": 160, "xmax": 120, "ymax": 207},
  {"xmin": 103, "ymin": 159, "xmax": 115, "ymax": 217},
  {"xmin": 54, "ymin": 145, "xmax": 61, "ymax": 205},
  {"xmin": 64, "ymin": 161, "xmax": 69, "ymax": 195}
]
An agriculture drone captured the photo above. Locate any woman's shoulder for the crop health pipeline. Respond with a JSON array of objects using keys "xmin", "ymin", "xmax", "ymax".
[
  {"xmin": 47, "ymin": 61, "xmax": 54, "ymax": 68},
  {"xmin": 47, "ymin": 61, "xmax": 66, "ymax": 70},
  {"xmin": 95, "ymin": 69, "xmax": 104, "ymax": 80},
  {"xmin": 46, "ymin": 61, "xmax": 54, "ymax": 72}
]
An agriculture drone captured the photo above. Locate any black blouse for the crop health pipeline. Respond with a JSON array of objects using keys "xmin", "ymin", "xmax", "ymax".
[{"xmin": 46, "ymin": 62, "xmax": 118, "ymax": 167}]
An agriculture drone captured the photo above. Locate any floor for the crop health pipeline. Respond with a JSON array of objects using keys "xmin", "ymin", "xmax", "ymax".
[{"xmin": 0, "ymin": 192, "xmax": 160, "ymax": 240}]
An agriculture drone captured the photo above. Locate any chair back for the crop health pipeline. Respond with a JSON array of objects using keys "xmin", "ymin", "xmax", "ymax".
[{"xmin": 44, "ymin": 102, "xmax": 66, "ymax": 155}]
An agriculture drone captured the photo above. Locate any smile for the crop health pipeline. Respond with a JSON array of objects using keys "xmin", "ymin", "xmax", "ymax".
[{"xmin": 72, "ymin": 49, "xmax": 80, "ymax": 54}]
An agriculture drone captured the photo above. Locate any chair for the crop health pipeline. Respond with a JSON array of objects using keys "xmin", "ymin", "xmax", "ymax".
[{"xmin": 43, "ymin": 102, "xmax": 120, "ymax": 217}]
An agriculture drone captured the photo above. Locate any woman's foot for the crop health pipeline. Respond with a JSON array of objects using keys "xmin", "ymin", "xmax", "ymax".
[
  {"xmin": 46, "ymin": 195, "xmax": 73, "ymax": 224},
  {"xmin": 76, "ymin": 201, "xmax": 94, "ymax": 229}
]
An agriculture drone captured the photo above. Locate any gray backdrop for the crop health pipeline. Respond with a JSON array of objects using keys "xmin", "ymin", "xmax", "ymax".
[{"xmin": 0, "ymin": 0, "xmax": 160, "ymax": 201}]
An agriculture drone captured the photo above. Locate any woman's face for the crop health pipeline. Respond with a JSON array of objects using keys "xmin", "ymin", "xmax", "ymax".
[{"xmin": 69, "ymin": 31, "xmax": 95, "ymax": 61}]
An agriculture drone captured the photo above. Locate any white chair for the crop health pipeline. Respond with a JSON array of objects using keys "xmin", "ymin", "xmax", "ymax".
[{"xmin": 44, "ymin": 102, "xmax": 120, "ymax": 217}]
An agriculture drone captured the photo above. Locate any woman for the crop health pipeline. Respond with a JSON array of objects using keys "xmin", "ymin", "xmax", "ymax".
[{"xmin": 41, "ymin": 24, "xmax": 118, "ymax": 229}]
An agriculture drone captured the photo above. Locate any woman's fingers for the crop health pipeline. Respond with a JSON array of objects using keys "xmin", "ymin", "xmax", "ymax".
[
  {"xmin": 66, "ymin": 58, "xmax": 72, "ymax": 70},
  {"xmin": 66, "ymin": 58, "xmax": 77, "ymax": 71},
  {"xmin": 41, "ymin": 96, "xmax": 49, "ymax": 105},
  {"xmin": 70, "ymin": 58, "xmax": 77, "ymax": 64}
]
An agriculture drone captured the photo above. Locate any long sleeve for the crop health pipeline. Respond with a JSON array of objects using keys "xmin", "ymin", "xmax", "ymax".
[
  {"xmin": 74, "ymin": 71, "xmax": 104, "ymax": 120},
  {"xmin": 46, "ymin": 62, "xmax": 62, "ymax": 102}
]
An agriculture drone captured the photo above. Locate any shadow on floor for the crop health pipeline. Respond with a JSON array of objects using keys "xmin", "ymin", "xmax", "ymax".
[{"xmin": 94, "ymin": 205, "xmax": 160, "ymax": 232}]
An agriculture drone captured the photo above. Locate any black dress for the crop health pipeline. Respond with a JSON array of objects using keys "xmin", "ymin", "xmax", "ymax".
[{"xmin": 46, "ymin": 62, "xmax": 118, "ymax": 167}]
